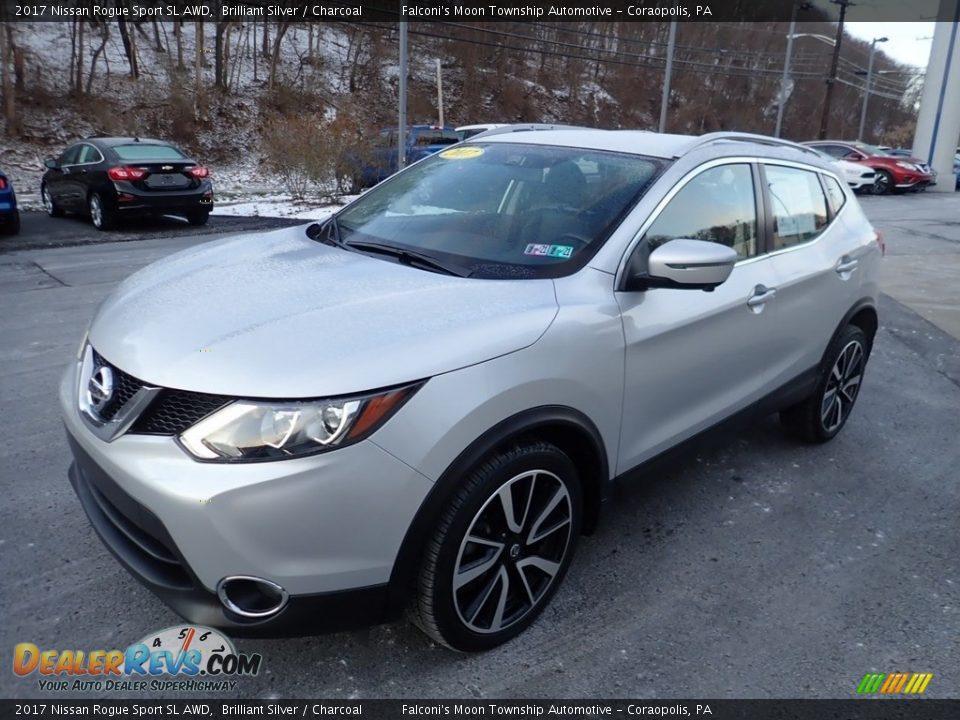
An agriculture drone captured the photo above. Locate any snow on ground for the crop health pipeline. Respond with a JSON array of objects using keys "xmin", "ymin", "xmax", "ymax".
[{"xmin": 211, "ymin": 195, "xmax": 357, "ymax": 221}]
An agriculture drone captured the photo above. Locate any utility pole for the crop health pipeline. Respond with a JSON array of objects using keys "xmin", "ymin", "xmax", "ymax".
[
  {"xmin": 775, "ymin": 2, "xmax": 813, "ymax": 137},
  {"xmin": 398, "ymin": 22, "xmax": 408, "ymax": 171},
  {"xmin": 857, "ymin": 36, "xmax": 888, "ymax": 142},
  {"xmin": 659, "ymin": 21, "xmax": 677, "ymax": 133},
  {"xmin": 817, "ymin": 0, "xmax": 854, "ymax": 140},
  {"xmin": 436, "ymin": 58, "xmax": 444, "ymax": 128},
  {"xmin": 775, "ymin": 8, "xmax": 798, "ymax": 138}
]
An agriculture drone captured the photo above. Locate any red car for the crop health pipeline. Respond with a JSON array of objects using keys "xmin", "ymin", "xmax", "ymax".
[{"xmin": 803, "ymin": 141, "xmax": 935, "ymax": 195}]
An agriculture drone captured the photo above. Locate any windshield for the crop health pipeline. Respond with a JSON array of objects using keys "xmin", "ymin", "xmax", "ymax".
[
  {"xmin": 113, "ymin": 144, "xmax": 188, "ymax": 161},
  {"xmin": 856, "ymin": 143, "xmax": 890, "ymax": 157},
  {"xmin": 336, "ymin": 143, "xmax": 664, "ymax": 279}
]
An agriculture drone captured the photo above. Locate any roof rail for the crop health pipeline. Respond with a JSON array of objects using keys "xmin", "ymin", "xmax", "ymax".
[
  {"xmin": 684, "ymin": 132, "xmax": 823, "ymax": 159},
  {"xmin": 468, "ymin": 123, "xmax": 592, "ymax": 140}
]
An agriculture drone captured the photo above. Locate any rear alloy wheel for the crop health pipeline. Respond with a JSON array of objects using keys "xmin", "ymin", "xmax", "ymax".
[
  {"xmin": 42, "ymin": 185, "xmax": 63, "ymax": 218},
  {"xmin": 89, "ymin": 193, "xmax": 115, "ymax": 231},
  {"xmin": 187, "ymin": 211, "xmax": 210, "ymax": 226},
  {"xmin": 872, "ymin": 170, "xmax": 893, "ymax": 195},
  {"xmin": 413, "ymin": 442, "xmax": 581, "ymax": 651},
  {"xmin": 780, "ymin": 325, "xmax": 869, "ymax": 443}
]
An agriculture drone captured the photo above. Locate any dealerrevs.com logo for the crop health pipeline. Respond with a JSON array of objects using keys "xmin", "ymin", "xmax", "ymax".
[{"xmin": 13, "ymin": 625, "xmax": 262, "ymax": 692}]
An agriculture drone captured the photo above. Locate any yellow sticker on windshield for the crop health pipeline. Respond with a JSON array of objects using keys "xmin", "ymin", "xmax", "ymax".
[{"xmin": 439, "ymin": 146, "xmax": 485, "ymax": 160}]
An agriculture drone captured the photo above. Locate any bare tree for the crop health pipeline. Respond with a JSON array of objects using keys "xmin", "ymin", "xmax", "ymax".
[
  {"xmin": 267, "ymin": 22, "xmax": 290, "ymax": 91},
  {"xmin": 174, "ymin": 20, "xmax": 183, "ymax": 70},
  {"xmin": 151, "ymin": 19, "xmax": 164, "ymax": 53},
  {"xmin": 194, "ymin": 22, "xmax": 203, "ymax": 119},
  {"xmin": 75, "ymin": 17, "xmax": 85, "ymax": 94},
  {"xmin": 1, "ymin": 24, "xmax": 19, "ymax": 136},
  {"xmin": 86, "ymin": 21, "xmax": 111, "ymax": 95},
  {"xmin": 117, "ymin": 10, "xmax": 139, "ymax": 79}
]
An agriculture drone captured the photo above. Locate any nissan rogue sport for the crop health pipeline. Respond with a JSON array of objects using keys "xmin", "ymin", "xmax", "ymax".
[{"xmin": 61, "ymin": 130, "xmax": 881, "ymax": 651}]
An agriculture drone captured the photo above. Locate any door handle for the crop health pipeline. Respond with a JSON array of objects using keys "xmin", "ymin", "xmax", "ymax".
[
  {"xmin": 836, "ymin": 257, "xmax": 859, "ymax": 274},
  {"xmin": 747, "ymin": 285, "xmax": 777, "ymax": 308}
]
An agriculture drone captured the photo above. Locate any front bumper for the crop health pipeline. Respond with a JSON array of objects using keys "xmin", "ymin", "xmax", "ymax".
[
  {"xmin": 894, "ymin": 173, "xmax": 935, "ymax": 189},
  {"xmin": 60, "ymin": 361, "xmax": 434, "ymax": 634}
]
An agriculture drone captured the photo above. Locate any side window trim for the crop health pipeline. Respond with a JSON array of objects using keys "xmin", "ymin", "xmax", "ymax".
[
  {"xmin": 752, "ymin": 161, "xmax": 774, "ymax": 256},
  {"xmin": 615, "ymin": 156, "xmax": 763, "ymax": 290},
  {"xmin": 60, "ymin": 145, "xmax": 81, "ymax": 166},
  {"xmin": 757, "ymin": 160, "xmax": 832, "ymax": 255},
  {"xmin": 77, "ymin": 143, "xmax": 105, "ymax": 166},
  {"xmin": 819, "ymin": 172, "xmax": 847, "ymax": 218},
  {"xmin": 818, "ymin": 172, "xmax": 836, "ymax": 221}
]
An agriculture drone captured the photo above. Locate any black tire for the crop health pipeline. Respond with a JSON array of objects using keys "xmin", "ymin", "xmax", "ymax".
[
  {"xmin": 337, "ymin": 170, "xmax": 362, "ymax": 195},
  {"xmin": 780, "ymin": 324, "xmax": 870, "ymax": 443},
  {"xmin": 2, "ymin": 211, "xmax": 20, "ymax": 235},
  {"xmin": 89, "ymin": 192, "xmax": 115, "ymax": 231},
  {"xmin": 186, "ymin": 211, "xmax": 210, "ymax": 226},
  {"xmin": 413, "ymin": 442, "xmax": 582, "ymax": 652},
  {"xmin": 42, "ymin": 184, "xmax": 63, "ymax": 218},
  {"xmin": 872, "ymin": 170, "xmax": 894, "ymax": 195}
]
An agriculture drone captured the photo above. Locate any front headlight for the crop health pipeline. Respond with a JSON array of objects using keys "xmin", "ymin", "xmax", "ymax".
[
  {"xmin": 895, "ymin": 161, "xmax": 916, "ymax": 171},
  {"xmin": 179, "ymin": 383, "xmax": 422, "ymax": 462}
]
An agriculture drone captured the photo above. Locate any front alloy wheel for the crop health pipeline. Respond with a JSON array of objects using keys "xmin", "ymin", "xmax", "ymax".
[
  {"xmin": 872, "ymin": 170, "xmax": 893, "ymax": 195},
  {"xmin": 414, "ymin": 442, "xmax": 581, "ymax": 651}
]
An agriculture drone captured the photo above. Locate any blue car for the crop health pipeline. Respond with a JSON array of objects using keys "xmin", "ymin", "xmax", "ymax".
[
  {"xmin": 339, "ymin": 125, "xmax": 460, "ymax": 193},
  {"xmin": 0, "ymin": 167, "xmax": 20, "ymax": 235}
]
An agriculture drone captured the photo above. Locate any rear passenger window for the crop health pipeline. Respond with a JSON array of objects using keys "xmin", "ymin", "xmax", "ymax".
[
  {"xmin": 77, "ymin": 145, "xmax": 100, "ymax": 164},
  {"xmin": 644, "ymin": 164, "xmax": 758, "ymax": 259},
  {"xmin": 822, "ymin": 175, "xmax": 846, "ymax": 214},
  {"xmin": 60, "ymin": 146, "xmax": 82, "ymax": 165},
  {"xmin": 764, "ymin": 165, "xmax": 829, "ymax": 250}
]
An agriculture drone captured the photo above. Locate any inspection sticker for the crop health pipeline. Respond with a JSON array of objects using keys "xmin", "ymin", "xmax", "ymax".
[
  {"xmin": 524, "ymin": 244, "xmax": 574, "ymax": 258},
  {"xmin": 438, "ymin": 146, "xmax": 485, "ymax": 160}
]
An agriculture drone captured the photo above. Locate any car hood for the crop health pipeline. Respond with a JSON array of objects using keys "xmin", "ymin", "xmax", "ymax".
[{"xmin": 89, "ymin": 226, "xmax": 559, "ymax": 398}]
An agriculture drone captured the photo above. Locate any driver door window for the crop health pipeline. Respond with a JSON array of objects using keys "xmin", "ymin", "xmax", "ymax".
[{"xmin": 644, "ymin": 163, "xmax": 758, "ymax": 259}]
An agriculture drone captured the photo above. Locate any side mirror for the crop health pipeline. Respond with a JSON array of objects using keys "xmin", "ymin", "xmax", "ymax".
[
  {"xmin": 628, "ymin": 238, "xmax": 738, "ymax": 291},
  {"xmin": 44, "ymin": 158, "xmax": 58, "ymax": 170}
]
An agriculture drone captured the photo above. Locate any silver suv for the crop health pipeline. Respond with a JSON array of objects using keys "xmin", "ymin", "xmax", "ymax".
[{"xmin": 61, "ymin": 130, "xmax": 881, "ymax": 651}]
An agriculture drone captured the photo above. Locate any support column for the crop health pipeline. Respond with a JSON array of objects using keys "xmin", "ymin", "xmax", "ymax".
[{"xmin": 912, "ymin": 3, "xmax": 960, "ymax": 192}]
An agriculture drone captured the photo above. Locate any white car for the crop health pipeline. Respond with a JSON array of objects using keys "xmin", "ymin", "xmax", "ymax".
[{"xmin": 809, "ymin": 148, "xmax": 876, "ymax": 194}]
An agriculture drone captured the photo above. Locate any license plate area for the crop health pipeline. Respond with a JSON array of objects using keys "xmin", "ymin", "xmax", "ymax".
[{"xmin": 144, "ymin": 173, "xmax": 191, "ymax": 190}]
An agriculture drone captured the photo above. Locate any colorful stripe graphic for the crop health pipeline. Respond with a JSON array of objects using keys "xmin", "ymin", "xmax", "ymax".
[{"xmin": 857, "ymin": 672, "xmax": 933, "ymax": 694}]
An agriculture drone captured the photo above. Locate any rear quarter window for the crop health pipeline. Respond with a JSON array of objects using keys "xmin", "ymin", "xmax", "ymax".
[
  {"xmin": 822, "ymin": 175, "xmax": 847, "ymax": 215},
  {"xmin": 764, "ymin": 164, "xmax": 829, "ymax": 250}
]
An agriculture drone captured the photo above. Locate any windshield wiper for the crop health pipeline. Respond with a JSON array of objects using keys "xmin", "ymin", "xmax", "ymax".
[{"xmin": 344, "ymin": 240, "xmax": 473, "ymax": 278}]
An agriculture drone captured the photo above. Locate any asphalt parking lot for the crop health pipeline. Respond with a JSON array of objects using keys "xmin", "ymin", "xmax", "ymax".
[
  {"xmin": 1, "ymin": 210, "xmax": 305, "ymax": 253},
  {"xmin": 1, "ymin": 195, "xmax": 957, "ymax": 700}
]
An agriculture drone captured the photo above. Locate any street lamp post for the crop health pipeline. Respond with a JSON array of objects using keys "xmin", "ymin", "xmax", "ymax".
[
  {"xmin": 857, "ymin": 36, "xmax": 888, "ymax": 142},
  {"xmin": 774, "ymin": 17, "xmax": 797, "ymax": 138},
  {"xmin": 777, "ymin": 32, "xmax": 837, "ymax": 138}
]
